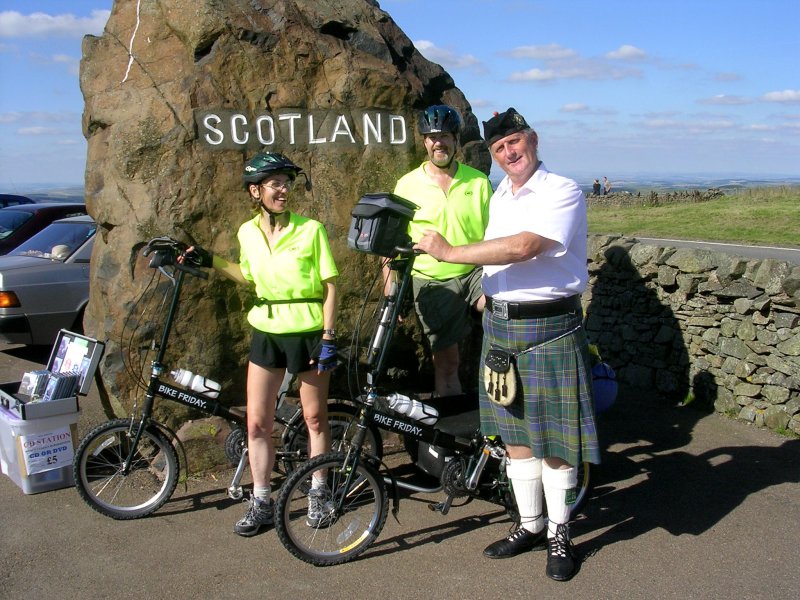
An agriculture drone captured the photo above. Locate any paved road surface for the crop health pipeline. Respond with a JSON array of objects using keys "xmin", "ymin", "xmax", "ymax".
[{"xmin": 1, "ymin": 343, "xmax": 799, "ymax": 599}]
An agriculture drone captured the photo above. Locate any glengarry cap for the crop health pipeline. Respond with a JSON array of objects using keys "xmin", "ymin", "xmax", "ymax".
[{"xmin": 482, "ymin": 108, "xmax": 530, "ymax": 146}]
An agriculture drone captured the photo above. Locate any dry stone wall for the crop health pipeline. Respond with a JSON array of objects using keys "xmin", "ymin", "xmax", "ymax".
[{"xmin": 584, "ymin": 235, "xmax": 800, "ymax": 435}]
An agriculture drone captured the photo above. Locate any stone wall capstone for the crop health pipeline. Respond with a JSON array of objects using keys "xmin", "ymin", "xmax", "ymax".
[
  {"xmin": 80, "ymin": 0, "xmax": 490, "ymax": 422},
  {"xmin": 584, "ymin": 235, "xmax": 800, "ymax": 435}
]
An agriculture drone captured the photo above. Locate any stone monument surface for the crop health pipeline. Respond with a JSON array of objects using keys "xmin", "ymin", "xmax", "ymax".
[{"xmin": 81, "ymin": 0, "xmax": 490, "ymax": 419}]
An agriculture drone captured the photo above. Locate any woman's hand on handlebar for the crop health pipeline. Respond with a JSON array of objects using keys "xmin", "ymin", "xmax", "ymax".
[
  {"xmin": 178, "ymin": 245, "xmax": 213, "ymax": 268},
  {"xmin": 413, "ymin": 230, "xmax": 452, "ymax": 262}
]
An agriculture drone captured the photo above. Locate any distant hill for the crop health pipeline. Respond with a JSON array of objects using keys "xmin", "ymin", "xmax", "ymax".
[
  {"xmin": 488, "ymin": 174, "xmax": 800, "ymax": 195},
  {"xmin": 4, "ymin": 186, "xmax": 85, "ymax": 203}
]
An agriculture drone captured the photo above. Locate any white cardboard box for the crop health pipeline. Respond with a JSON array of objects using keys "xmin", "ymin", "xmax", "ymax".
[{"xmin": 0, "ymin": 405, "xmax": 79, "ymax": 494}]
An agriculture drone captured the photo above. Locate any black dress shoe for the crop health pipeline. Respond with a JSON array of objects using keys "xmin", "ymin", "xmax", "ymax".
[
  {"xmin": 546, "ymin": 524, "xmax": 578, "ymax": 581},
  {"xmin": 483, "ymin": 527, "xmax": 547, "ymax": 559}
]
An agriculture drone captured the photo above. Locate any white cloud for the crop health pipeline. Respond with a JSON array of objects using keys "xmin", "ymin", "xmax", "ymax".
[
  {"xmin": 415, "ymin": 40, "xmax": 485, "ymax": 73},
  {"xmin": 605, "ymin": 45, "xmax": 648, "ymax": 61},
  {"xmin": 469, "ymin": 98, "xmax": 492, "ymax": 109},
  {"xmin": 52, "ymin": 53, "xmax": 80, "ymax": 75},
  {"xmin": 762, "ymin": 90, "xmax": 800, "ymax": 104},
  {"xmin": 506, "ymin": 44, "xmax": 578, "ymax": 60},
  {"xmin": 0, "ymin": 10, "xmax": 109, "ymax": 38},
  {"xmin": 638, "ymin": 118, "xmax": 736, "ymax": 134},
  {"xmin": 509, "ymin": 63, "xmax": 642, "ymax": 82},
  {"xmin": 560, "ymin": 103, "xmax": 616, "ymax": 116},
  {"xmin": 0, "ymin": 112, "xmax": 22, "ymax": 123},
  {"xmin": 504, "ymin": 43, "xmax": 644, "ymax": 83},
  {"xmin": 18, "ymin": 126, "xmax": 61, "ymax": 135},
  {"xmin": 713, "ymin": 72, "xmax": 743, "ymax": 82},
  {"xmin": 1, "ymin": 111, "xmax": 77, "ymax": 124},
  {"xmin": 698, "ymin": 94, "xmax": 752, "ymax": 106},
  {"xmin": 743, "ymin": 124, "xmax": 774, "ymax": 132}
]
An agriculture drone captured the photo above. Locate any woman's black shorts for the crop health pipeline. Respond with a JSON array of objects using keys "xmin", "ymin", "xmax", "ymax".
[{"xmin": 249, "ymin": 329, "xmax": 322, "ymax": 374}]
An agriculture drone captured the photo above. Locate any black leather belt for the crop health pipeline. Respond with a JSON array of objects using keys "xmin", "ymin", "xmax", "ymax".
[{"xmin": 486, "ymin": 295, "xmax": 580, "ymax": 320}]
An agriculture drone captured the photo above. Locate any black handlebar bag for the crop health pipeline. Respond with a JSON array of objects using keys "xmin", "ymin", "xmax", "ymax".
[{"xmin": 347, "ymin": 193, "xmax": 418, "ymax": 258}]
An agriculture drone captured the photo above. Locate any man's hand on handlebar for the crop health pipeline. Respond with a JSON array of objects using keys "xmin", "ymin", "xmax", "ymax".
[{"xmin": 413, "ymin": 230, "xmax": 452, "ymax": 262}]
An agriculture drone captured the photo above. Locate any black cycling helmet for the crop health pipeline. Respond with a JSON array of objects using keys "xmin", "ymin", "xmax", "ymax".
[
  {"xmin": 242, "ymin": 152, "xmax": 303, "ymax": 189},
  {"xmin": 418, "ymin": 105, "xmax": 461, "ymax": 135}
]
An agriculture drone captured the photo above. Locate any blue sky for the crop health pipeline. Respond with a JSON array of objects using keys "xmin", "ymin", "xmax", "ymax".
[{"xmin": 1, "ymin": 0, "xmax": 798, "ymax": 189}]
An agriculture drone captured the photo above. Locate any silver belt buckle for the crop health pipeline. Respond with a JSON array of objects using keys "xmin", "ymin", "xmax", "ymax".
[{"xmin": 491, "ymin": 299, "xmax": 509, "ymax": 320}]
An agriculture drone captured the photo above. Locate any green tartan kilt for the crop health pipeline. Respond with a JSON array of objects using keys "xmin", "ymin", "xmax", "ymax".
[{"xmin": 478, "ymin": 307, "xmax": 601, "ymax": 466}]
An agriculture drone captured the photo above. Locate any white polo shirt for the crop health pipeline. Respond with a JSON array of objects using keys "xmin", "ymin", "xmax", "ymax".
[{"xmin": 482, "ymin": 163, "xmax": 588, "ymax": 302}]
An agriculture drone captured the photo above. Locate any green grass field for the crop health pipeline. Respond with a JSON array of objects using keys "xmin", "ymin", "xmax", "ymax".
[{"xmin": 587, "ymin": 186, "xmax": 800, "ymax": 248}]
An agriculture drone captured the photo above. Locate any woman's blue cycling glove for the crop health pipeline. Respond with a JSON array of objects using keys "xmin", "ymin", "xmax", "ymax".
[{"xmin": 316, "ymin": 340, "xmax": 338, "ymax": 372}]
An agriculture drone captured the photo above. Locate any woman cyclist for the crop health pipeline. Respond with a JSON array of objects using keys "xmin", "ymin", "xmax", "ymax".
[{"xmin": 182, "ymin": 152, "xmax": 339, "ymax": 536}]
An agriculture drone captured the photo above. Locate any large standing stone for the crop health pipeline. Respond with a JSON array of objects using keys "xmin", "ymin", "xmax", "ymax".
[{"xmin": 80, "ymin": 0, "xmax": 490, "ymax": 420}]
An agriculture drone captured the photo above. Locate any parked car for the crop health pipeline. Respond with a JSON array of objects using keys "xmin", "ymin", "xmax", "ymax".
[
  {"xmin": 0, "ymin": 215, "xmax": 96, "ymax": 346},
  {"xmin": 0, "ymin": 194, "xmax": 36, "ymax": 208},
  {"xmin": 0, "ymin": 202, "xmax": 87, "ymax": 255}
]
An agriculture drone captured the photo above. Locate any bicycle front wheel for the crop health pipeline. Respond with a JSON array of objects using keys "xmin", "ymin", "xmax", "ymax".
[
  {"xmin": 280, "ymin": 403, "xmax": 383, "ymax": 475},
  {"xmin": 274, "ymin": 452, "xmax": 388, "ymax": 566},
  {"xmin": 73, "ymin": 418, "xmax": 179, "ymax": 519}
]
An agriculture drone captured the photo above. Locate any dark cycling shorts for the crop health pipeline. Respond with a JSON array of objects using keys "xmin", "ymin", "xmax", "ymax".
[
  {"xmin": 249, "ymin": 329, "xmax": 322, "ymax": 374},
  {"xmin": 412, "ymin": 267, "xmax": 483, "ymax": 353}
]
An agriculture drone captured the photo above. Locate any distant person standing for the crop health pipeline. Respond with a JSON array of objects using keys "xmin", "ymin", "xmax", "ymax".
[
  {"xmin": 603, "ymin": 176, "xmax": 612, "ymax": 195},
  {"xmin": 592, "ymin": 179, "xmax": 601, "ymax": 196}
]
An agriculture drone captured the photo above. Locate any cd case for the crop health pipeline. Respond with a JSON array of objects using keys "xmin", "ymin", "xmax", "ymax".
[{"xmin": 0, "ymin": 329, "xmax": 105, "ymax": 419}]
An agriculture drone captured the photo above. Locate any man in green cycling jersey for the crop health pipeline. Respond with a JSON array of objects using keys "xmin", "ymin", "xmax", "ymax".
[{"xmin": 387, "ymin": 105, "xmax": 492, "ymax": 397}]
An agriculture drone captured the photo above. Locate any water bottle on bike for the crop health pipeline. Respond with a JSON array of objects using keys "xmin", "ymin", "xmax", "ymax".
[
  {"xmin": 170, "ymin": 368, "xmax": 222, "ymax": 399},
  {"xmin": 386, "ymin": 392, "xmax": 439, "ymax": 425}
]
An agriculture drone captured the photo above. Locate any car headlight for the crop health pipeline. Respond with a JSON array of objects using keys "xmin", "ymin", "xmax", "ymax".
[{"xmin": 0, "ymin": 291, "xmax": 21, "ymax": 308}]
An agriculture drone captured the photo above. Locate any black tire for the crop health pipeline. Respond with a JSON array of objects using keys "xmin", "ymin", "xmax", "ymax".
[
  {"xmin": 224, "ymin": 425, "xmax": 246, "ymax": 466},
  {"xmin": 280, "ymin": 403, "xmax": 382, "ymax": 474},
  {"xmin": 570, "ymin": 461, "xmax": 593, "ymax": 516},
  {"xmin": 73, "ymin": 418, "xmax": 179, "ymax": 520},
  {"xmin": 274, "ymin": 452, "xmax": 388, "ymax": 566}
]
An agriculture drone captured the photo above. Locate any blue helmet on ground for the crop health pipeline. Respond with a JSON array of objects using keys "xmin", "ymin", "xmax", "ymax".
[{"xmin": 592, "ymin": 361, "xmax": 618, "ymax": 414}]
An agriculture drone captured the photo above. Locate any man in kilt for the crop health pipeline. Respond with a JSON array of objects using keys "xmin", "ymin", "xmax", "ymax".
[{"xmin": 414, "ymin": 108, "xmax": 600, "ymax": 582}]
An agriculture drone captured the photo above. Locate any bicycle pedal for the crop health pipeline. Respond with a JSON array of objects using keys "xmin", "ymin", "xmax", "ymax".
[{"xmin": 428, "ymin": 497, "xmax": 453, "ymax": 515}]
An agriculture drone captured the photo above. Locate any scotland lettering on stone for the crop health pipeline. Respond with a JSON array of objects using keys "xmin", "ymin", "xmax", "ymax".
[{"xmin": 197, "ymin": 109, "xmax": 410, "ymax": 150}]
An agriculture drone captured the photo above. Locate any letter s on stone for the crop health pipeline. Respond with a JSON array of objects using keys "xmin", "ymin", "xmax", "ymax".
[{"xmin": 203, "ymin": 114, "xmax": 224, "ymax": 145}]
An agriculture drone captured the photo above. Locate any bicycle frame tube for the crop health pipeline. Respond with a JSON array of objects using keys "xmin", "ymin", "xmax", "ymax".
[
  {"xmin": 123, "ymin": 268, "xmax": 246, "ymax": 472},
  {"xmin": 366, "ymin": 253, "xmax": 415, "ymax": 387}
]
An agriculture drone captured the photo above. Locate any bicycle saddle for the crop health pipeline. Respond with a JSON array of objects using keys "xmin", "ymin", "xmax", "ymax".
[{"xmin": 426, "ymin": 393, "xmax": 480, "ymax": 438}]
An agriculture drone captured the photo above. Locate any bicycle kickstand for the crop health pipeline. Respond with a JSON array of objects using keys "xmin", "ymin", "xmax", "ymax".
[{"xmin": 227, "ymin": 447, "xmax": 249, "ymax": 500}]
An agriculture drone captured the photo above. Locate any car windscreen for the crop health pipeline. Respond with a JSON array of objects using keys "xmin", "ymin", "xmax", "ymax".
[
  {"xmin": 10, "ymin": 221, "xmax": 97, "ymax": 261},
  {"xmin": 0, "ymin": 211, "xmax": 32, "ymax": 239}
]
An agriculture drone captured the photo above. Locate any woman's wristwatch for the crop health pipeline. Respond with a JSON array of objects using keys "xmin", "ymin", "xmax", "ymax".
[{"xmin": 323, "ymin": 328, "xmax": 337, "ymax": 339}]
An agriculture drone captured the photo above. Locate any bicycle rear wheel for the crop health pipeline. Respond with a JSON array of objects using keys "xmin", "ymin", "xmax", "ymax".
[
  {"xmin": 73, "ymin": 418, "xmax": 179, "ymax": 520},
  {"xmin": 274, "ymin": 452, "xmax": 388, "ymax": 566},
  {"xmin": 571, "ymin": 461, "xmax": 592, "ymax": 515}
]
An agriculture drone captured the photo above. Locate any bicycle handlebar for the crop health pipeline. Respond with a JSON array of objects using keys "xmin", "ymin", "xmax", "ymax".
[
  {"xmin": 142, "ymin": 236, "xmax": 209, "ymax": 280},
  {"xmin": 393, "ymin": 246, "xmax": 422, "ymax": 257},
  {"xmin": 175, "ymin": 262, "xmax": 209, "ymax": 280}
]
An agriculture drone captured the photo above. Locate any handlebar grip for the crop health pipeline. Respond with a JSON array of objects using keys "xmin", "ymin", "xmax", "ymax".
[
  {"xmin": 175, "ymin": 263, "xmax": 209, "ymax": 280},
  {"xmin": 393, "ymin": 246, "xmax": 421, "ymax": 256}
]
